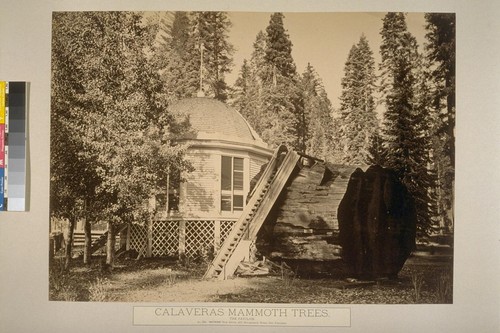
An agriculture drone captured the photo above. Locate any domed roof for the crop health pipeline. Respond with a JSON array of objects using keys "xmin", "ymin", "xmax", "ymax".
[{"xmin": 169, "ymin": 97, "xmax": 265, "ymax": 144}]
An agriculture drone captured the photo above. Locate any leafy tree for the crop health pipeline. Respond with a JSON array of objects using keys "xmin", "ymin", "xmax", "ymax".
[
  {"xmin": 51, "ymin": 12, "xmax": 192, "ymax": 267},
  {"xmin": 338, "ymin": 35, "xmax": 378, "ymax": 164},
  {"xmin": 378, "ymin": 12, "xmax": 435, "ymax": 238}
]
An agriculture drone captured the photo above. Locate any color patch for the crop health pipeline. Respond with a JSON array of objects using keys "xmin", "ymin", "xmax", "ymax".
[{"xmin": 1, "ymin": 81, "xmax": 28, "ymax": 211}]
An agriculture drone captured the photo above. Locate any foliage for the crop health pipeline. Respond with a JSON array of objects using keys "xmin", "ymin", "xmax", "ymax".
[
  {"xmin": 300, "ymin": 63, "xmax": 339, "ymax": 162},
  {"xmin": 51, "ymin": 12, "xmax": 192, "ymax": 265},
  {"xmin": 154, "ymin": 11, "xmax": 234, "ymax": 102},
  {"xmin": 378, "ymin": 13, "xmax": 437, "ymax": 238},
  {"xmin": 153, "ymin": 12, "xmax": 200, "ymax": 103},
  {"xmin": 425, "ymin": 13, "xmax": 456, "ymax": 164},
  {"xmin": 338, "ymin": 35, "xmax": 378, "ymax": 164},
  {"xmin": 424, "ymin": 13, "xmax": 456, "ymax": 233},
  {"xmin": 231, "ymin": 13, "xmax": 338, "ymax": 157}
]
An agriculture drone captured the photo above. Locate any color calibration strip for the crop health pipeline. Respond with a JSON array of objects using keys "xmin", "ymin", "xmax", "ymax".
[{"xmin": 1, "ymin": 81, "xmax": 28, "ymax": 211}]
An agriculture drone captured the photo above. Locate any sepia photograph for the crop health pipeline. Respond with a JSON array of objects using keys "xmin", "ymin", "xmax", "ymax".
[
  {"xmin": 1, "ymin": 0, "xmax": 499, "ymax": 331},
  {"xmin": 48, "ymin": 11, "xmax": 456, "ymax": 305}
]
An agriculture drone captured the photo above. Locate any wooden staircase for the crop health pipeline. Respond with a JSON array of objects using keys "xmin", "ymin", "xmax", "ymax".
[
  {"xmin": 73, "ymin": 223, "xmax": 128, "ymax": 259},
  {"xmin": 203, "ymin": 147, "xmax": 300, "ymax": 279}
]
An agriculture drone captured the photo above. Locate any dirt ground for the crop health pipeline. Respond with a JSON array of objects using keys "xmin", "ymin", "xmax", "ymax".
[{"xmin": 50, "ymin": 253, "xmax": 453, "ymax": 304}]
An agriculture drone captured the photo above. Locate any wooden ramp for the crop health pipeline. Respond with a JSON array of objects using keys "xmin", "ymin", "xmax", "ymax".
[{"xmin": 203, "ymin": 147, "xmax": 300, "ymax": 279}]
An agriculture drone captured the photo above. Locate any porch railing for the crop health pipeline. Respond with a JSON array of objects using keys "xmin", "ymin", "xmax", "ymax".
[{"xmin": 127, "ymin": 218, "xmax": 238, "ymax": 259}]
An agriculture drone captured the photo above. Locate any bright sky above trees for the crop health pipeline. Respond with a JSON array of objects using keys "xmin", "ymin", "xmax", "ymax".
[{"xmin": 226, "ymin": 12, "xmax": 427, "ymax": 110}]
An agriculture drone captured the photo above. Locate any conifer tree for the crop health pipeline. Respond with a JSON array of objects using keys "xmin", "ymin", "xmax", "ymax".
[
  {"xmin": 191, "ymin": 11, "xmax": 234, "ymax": 101},
  {"xmin": 425, "ymin": 13, "xmax": 455, "ymax": 233},
  {"xmin": 230, "ymin": 31, "xmax": 268, "ymax": 137},
  {"xmin": 156, "ymin": 12, "xmax": 200, "ymax": 102},
  {"xmin": 378, "ymin": 12, "xmax": 434, "ymax": 238},
  {"xmin": 301, "ymin": 63, "xmax": 337, "ymax": 161},
  {"xmin": 260, "ymin": 13, "xmax": 304, "ymax": 150},
  {"xmin": 338, "ymin": 35, "xmax": 378, "ymax": 164}
]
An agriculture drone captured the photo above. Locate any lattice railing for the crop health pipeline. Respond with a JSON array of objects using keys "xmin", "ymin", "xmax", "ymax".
[
  {"xmin": 129, "ymin": 223, "xmax": 148, "ymax": 257},
  {"xmin": 127, "ymin": 219, "xmax": 237, "ymax": 259},
  {"xmin": 185, "ymin": 220, "xmax": 215, "ymax": 259},
  {"xmin": 152, "ymin": 220, "xmax": 179, "ymax": 257},
  {"xmin": 220, "ymin": 220, "xmax": 236, "ymax": 244}
]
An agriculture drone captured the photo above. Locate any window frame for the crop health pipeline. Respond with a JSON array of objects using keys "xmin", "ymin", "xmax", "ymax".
[{"xmin": 220, "ymin": 155, "xmax": 245, "ymax": 213}]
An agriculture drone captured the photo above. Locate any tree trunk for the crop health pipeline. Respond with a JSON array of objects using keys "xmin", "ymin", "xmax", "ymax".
[
  {"xmin": 64, "ymin": 216, "xmax": 76, "ymax": 270},
  {"xmin": 83, "ymin": 218, "xmax": 92, "ymax": 265},
  {"xmin": 106, "ymin": 222, "xmax": 115, "ymax": 266}
]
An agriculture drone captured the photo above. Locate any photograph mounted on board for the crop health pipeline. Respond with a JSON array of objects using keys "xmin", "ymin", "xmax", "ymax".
[{"xmin": 49, "ymin": 11, "xmax": 455, "ymax": 304}]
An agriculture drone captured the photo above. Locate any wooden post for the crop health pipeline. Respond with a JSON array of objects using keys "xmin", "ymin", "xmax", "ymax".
[
  {"xmin": 214, "ymin": 220, "xmax": 221, "ymax": 254},
  {"xmin": 126, "ymin": 224, "xmax": 131, "ymax": 251},
  {"xmin": 105, "ymin": 222, "xmax": 115, "ymax": 266},
  {"xmin": 147, "ymin": 219, "xmax": 153, "ymax": 258},
  {"xmin": 178, "ymin": 220, "xmax": 186, "ymax": 262}
]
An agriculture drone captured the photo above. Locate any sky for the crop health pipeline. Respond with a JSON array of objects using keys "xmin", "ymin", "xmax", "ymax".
[{"xmin": 225, "ymin": 12, "xmax": 427, "ymax": 111}]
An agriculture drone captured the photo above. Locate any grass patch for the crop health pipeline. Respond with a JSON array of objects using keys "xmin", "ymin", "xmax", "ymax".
[{"xmin": 49, "ymin": 254, "xmax": 452, "ymax": 304}]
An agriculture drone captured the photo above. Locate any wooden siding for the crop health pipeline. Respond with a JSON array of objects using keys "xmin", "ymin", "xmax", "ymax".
[
  {"xmin": 179, "ymin": 148, "xmax": 271, "ymax": 219},
  {"xmin": 183, "ymin": 151, "xmax": 218, "ymax": 216},
  {"xmin": 250, "ymin": 156, "xmax": 267, "ymax": 181}
]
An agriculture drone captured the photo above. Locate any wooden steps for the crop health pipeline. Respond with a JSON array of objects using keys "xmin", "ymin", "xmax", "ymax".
[
  {"xmin": 203, "ymin": 147, "xmax": 300, "ymax": 280},
  {"xmin": 72, "ymin": 223, "xmax": 127, "ymax": 259}
]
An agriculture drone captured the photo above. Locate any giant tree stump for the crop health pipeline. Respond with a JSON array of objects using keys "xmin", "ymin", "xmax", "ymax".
[{"xmin": 338, "ymin": 165, "xmax": 416, "ymax": 279}]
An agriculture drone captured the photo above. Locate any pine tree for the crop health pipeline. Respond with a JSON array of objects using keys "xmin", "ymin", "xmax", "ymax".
[
  {"xmin": 155, "ymin": 12, "xmax": 200, "ymax": 102},
  {"xmin": 264, "ymin": 13, "xmax": 296, "ymax": 82},
  {"xmin": 425, "ymin": 13, "xmax": 455, "ymax": 233},
  {"xmin": 230, "ymin": 31, "xmax": 268, "ymax": 137},
  {"xmin": 378, "ymin": 12, "xmax": 434, "ymax": 238},
  {"xmin": 338, "ymin": 35, "xmax": 378, "ymax": 164},
  {"xmin": 260, "ymin": 13, "xmax": 303, "ymax": 150},
  {"xmin": 301, "ymin": 63, "xmax": 337, "ymax": 161},
  {"xmin": 191, "ymin": 12, "xmax": 234, "ymax": 101}
]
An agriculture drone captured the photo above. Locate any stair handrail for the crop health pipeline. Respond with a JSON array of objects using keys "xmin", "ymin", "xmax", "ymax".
[
  {"xmin": 202, "ymin": 146, "xmax": 283, "ymax": 278},
  {"xmin": 246, "ymin": 150, "xmax": 299, "ymax": 239}
]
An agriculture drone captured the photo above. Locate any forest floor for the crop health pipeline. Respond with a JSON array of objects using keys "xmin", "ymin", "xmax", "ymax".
[{"xmin": 49, "ymin": 251, "xmax": 453, "ymax": 304}]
